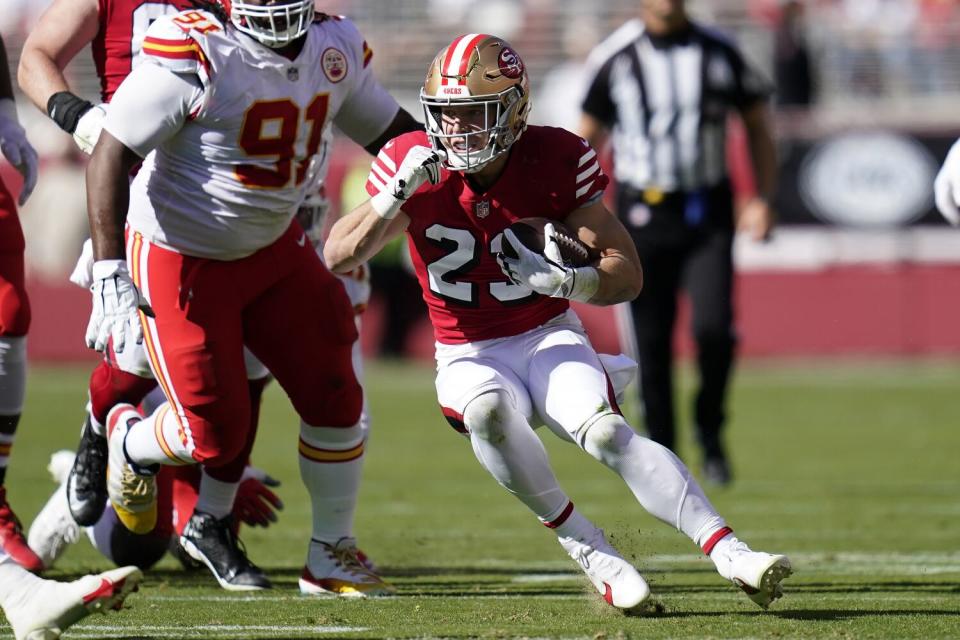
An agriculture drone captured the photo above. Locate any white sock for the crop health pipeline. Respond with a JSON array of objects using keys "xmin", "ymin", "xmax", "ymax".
[
  {"xmin": 543, "ymin": 503, "xmax": 597, "ymax": 541},
  {"xmin": 299, "ymin": 421, "xmax": 364, "ymax": 542},
  {"xmin": 194, "ymin": 469, "xmax": 239, "ymax": 519},
  {"xmin": 578, "ymin": 412, "xmax": 727, "ymax": 545},
  {"xmin": 464, "ymin": 391, "xmax": 570, "ymax": 519},
  {"xmin": 124, "ymin": 402, "xmax": 192, "ymax": 466}
]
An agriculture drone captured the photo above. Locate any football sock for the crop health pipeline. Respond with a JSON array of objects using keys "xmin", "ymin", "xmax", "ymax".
[
  {"xmin": 463, "ymin": 390, "xmax": 569, "ymax": 519},
  {"xmin": 124, "ymin": 402, "xmax": 192, "ymax": 466},
  {"xmin": 0, "ymin": 336, "xmax": 26, "ymax": 485},
  {"xmin": 194, "ymin": 470, "xmax": 239, "ymax": 520},
  {"xmin": 577, "ymin": 412, "xmax": 728, "ymax": 546},
  {"xmin": 299, "ymin": 421, "xmax": 364, "ymax": 542},
  {"xmin": 540, "ymin": 502, "xmax": 597, "ymax": 540},
  {"xmin": 88, "ymin": 361, "xmax": 157, "ymax": 437}
]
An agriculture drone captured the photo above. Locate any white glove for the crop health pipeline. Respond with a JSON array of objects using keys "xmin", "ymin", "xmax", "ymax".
[
  {"xmin": 0, "ymin": 99, "xmax": 39, "ymax": 206},
  {"xmin": 497, "ymin": 222, "xmax": 599, "ymax": 303},
  {"xmin": 86, "ymin": 260, "xmax": 154, "ymax": 353},
  {"xmin": 70, "ymin": 239, "xmax": 96, "ymax": 288},
  {"xmin": 335, "ymin": 262, "xmax": 372, "ymax": 313},
  {"xmin": 371, "ymin": 145, "xmax": 443, "ymax": 219},
  {"xmin": 934, "ymin": 138, "xmax": 960, "ymax": 226},
  {"xmin": 73, "ymin": 103, "xmax": 108, "ymax": 155}
]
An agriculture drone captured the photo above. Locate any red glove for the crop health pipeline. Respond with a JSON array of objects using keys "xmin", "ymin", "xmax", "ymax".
[{"xmin": 233, "ymin": 466, "xmax": 283, "ymax": 528}]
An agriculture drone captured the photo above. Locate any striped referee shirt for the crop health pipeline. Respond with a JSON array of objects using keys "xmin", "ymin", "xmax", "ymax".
[{"xmin": 581, "ymin": 21, "xmax": 770, "ymax": 194}]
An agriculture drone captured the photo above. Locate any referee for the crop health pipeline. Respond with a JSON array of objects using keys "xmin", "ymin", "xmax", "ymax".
[{"xmin": 578, "ymin": 0, "xmax": 777, "ymax": 485}]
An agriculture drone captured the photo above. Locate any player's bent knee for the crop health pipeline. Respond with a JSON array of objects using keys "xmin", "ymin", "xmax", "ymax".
[
  {"xmin": 579, "ymin": 412, "xmax": 631, "ymax": 456},
  {"xmin": 191, "ymin": 408, "xmax": 252, "ymax": 466},
  {"xmin": 463, "ymin": 390, "xmax": 517, "ymax": 443},
  {"xmin": 297, "ymin": 378, "xmax": 363, "ymax": 427}
]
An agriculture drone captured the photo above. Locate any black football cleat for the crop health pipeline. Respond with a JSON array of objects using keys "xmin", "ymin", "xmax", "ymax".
[
  {"xmin": 179, "ymin": 511, "xmax": 271, "ymax": 591},
  {"xmin": 66, "ymin": 416, "xmax": 109, "ymax": 526}
]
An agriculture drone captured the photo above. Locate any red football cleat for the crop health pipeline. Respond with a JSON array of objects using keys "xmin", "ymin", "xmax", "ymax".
[{"xmin": 0, "ymin": 486, "xmax": 44, "ymax": 572}]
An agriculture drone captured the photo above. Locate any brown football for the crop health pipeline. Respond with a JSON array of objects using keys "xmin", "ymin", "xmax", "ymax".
[{"xmin": 502, "ymin": 217, "xmax": 596, "ymax": 268}]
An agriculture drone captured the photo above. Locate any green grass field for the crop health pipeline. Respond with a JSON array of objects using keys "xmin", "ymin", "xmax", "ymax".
[{"xmin": 2, "ymin": 358, "xmax": 959, "ymax": 639}]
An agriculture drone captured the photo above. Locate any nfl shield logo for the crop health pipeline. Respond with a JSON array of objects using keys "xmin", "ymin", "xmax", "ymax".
[{"xmin": 475, "ymin": 201, "xmax": 490, "ymax": 218}]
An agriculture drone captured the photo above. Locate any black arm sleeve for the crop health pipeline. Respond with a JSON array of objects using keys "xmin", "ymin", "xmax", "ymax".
[{"xmin": 581, "ymin": 57, "xmax": 618, "ymax": 127}]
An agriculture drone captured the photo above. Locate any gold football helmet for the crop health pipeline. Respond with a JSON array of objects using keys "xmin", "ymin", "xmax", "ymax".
[{"xmin": 420, "ymin": 34, "xmax": 531, "ymax": 173}]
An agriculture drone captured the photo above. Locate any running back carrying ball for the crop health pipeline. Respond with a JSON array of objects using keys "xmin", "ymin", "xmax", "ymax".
[{"xmin": 501, "ymin": 217, "xmax": 594, "ymax": 267}]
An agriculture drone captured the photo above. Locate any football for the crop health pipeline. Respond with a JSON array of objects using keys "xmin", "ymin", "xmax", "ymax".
[{"xmin": 501, "ymin": 217, "xmax": 596, "ymax": 268}]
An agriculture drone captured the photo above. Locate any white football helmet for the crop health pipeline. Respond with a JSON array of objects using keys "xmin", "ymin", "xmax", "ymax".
[
  {"xmin": 228, "ymin": 0, "xmax": 314, "ymax": 48},
  {"xmin": 420, "ymin": 34, "xmax": 531, "ymax": 173}
]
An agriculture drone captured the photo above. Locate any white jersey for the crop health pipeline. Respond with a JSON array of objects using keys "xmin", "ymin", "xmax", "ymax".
[{"xmin": 105, "ymin": 10, "xmax": 399, "ymax": 260}]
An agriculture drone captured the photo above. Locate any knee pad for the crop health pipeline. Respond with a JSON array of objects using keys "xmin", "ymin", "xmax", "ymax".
[
  {"xmin": 463, "ymin": 390, "xmax": 520, "ymax": 443},
  {"xmin": 578, "ymin": 412, "xmax": 631, "ymax": 456}
]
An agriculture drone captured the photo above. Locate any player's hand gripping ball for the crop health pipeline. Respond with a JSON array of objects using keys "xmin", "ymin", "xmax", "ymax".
[{"xmin": 500, "ymin": 217, "xmax": 594, "ymax": 267}]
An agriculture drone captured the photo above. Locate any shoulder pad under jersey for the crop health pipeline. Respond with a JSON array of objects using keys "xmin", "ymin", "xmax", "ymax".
[{"xmin": 141, "ymin": 10, "xmax": 223, "ymax": 78}]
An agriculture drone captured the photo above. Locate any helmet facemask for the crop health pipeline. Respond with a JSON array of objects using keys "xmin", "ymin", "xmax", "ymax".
[
  {"xmin": 421, "ymin": 87, "xmax": 527, "ymax": 173},
  {"xmin": 230, "ymin": 0, "xmax": 314, "ymax": 48}
]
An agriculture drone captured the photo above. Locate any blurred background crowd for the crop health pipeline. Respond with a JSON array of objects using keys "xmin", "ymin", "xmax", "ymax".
[{"xmin": 3, "ymin": 0, "xmax": 960, "ymax": 361}]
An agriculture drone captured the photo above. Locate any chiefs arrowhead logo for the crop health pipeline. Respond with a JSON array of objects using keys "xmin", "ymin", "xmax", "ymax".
[{"xmin": 322, "ymin": 47, "xmax": 348, "ymax": 83}]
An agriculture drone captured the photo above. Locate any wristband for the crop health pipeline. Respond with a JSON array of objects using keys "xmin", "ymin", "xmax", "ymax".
[
  {"xmin": 46, "ymin": 91, "xmax": 94, "ymax": 134},
  {"xmin": 564, "ymin": 266, "xmax": 599, "ymax": 303},
  {"xmin": 370, "ymin": 189, "xmax": 403, "ymax": 220},
  {"xmin": 91, "ymin": 259, "xmax": 128, "ymax": 280}
]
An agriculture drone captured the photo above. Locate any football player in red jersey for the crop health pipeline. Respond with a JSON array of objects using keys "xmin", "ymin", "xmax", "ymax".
[
  {"xmin": 326, "ymin": 34, "xmax": 793, "ymax": 612},
  {"xmin": 0, "ymin": 36, "xmax": 42, "ymax": 572}
]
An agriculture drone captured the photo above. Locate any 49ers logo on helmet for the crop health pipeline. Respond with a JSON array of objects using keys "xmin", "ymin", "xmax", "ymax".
[{"xmin": 498, "ymin": 47, "xmax": 523, "ymax": 79}]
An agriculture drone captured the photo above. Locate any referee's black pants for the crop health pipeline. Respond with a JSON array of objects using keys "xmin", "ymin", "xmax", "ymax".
[{"xmin": 616, "ymin": 183, "xmax": 737, "ymax": 460}]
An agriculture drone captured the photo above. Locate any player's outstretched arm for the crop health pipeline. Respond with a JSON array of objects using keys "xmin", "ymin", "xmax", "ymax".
[
  {"xmin": 18, "ymin": 0, "xmax": 99, "ymax": 113},
  {"xmin": 563, "ymin": 200, "xmax": 643, "ymax": 305},
  {"xmin": 324, "ymin": 199, "xmax": 409, "ymax": 274}
]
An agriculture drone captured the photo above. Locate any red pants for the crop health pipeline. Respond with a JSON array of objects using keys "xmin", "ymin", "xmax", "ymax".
[
  {"xmin": 0, "ymin": 180, "xmax": 29, "ymax": 337},
  {"xmin": 129, "ymin": 223, "xmax": 361, "ymax": 467}
]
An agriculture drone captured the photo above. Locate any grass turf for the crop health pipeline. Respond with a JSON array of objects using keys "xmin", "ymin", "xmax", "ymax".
[{"xmin": 1, "ymin": 358, "xmax": 958, "ymax": 638}]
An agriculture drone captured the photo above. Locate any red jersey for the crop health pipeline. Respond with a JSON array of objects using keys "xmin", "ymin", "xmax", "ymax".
[
  {"xmin": 366, "ymin": 126, "xmax": 608, "ymax": 344},
  {"xmin": 93, "ymin": 0, "xmax": 195, "ymax": 101}
]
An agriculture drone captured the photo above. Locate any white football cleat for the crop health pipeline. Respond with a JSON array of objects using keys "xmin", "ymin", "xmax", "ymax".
[
  {"xmin": 105, "ymin": 404, "xmax": 157, "ymax": 535},
  {"xmin": 559, "ymin": 527, "xmax": 650, "ymax": 612},
  {"xmin": 5, "ymin": 565, "xmax": 142, "ymax": 640},
  {"xmin": 712, "ymin": 537, "xmax": 793, "ymax": 609},
  {"xmin": 27, "ymin": 473, "xmax": 80, "ymax": 569},
  {"xmin": 299, "ymin": 537, "xmax": 394, "ymax": 598}
]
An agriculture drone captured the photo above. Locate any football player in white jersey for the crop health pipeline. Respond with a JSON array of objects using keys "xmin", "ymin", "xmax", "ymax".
[
  {"xmin": 0, "ymin": 549, "xmax": 140, "ymax": 640},
  {"xmin": 19, "ymin": 0, "xmax": 408, "ymax": 591},
  {"xmin": 84, "ymin": 0, "xmax": 419, "ymax": 597},
  {"xmin": 325, "ymin": 33, "xmax": 793, "ymax": 612}
]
